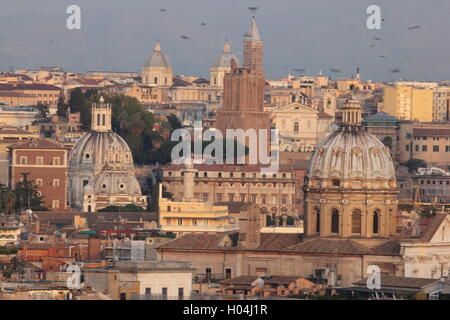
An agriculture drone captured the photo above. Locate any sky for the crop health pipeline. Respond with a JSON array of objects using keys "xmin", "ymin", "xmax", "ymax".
[{"xmin": 1, "ymin": 0, "xmax": 450, "ymax": 82}]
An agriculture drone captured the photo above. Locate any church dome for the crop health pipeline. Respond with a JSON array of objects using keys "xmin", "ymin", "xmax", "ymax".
[
  {"xmin": 143, "ymin": 42, "xmax": 172, "ymax": 68},
  {"xmin": 307, "ymin": 95, "xmax": 396, "ymax": 185},
  {"xmin": 69, "ymin": 131, "xmax": 134, "ymax": 170},
  {"xmin": 211, "ymin": 41, "xmax": 239, "ymax": 68},
  {"xmin": 83, "ymin": 170, "xmax": 143, "ymax": 196}
]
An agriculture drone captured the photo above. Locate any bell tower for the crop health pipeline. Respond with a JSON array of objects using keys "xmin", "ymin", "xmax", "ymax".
[{"xmin": 91, "ymin": 96, "xmax": 112, "ymax": 132}]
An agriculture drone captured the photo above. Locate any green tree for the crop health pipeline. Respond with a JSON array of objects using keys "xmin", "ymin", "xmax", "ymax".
[
  {"xmin": 405, "ymin": 158, "xmax": 426, "ymax": 173},
  {"xmin": 14, "ymin": 173, "xmax": 49, "ymax": 212},
  {"xmin": 33, "ymin": 103, "xmax": 50, "ymax": 124},
  {"xmin": 381, "ymin": 136, "xmax": 393, "ymax": 149},
  {"xmin": 56, "ymin": 96, "xmax": 68, "ymax": 118},
  {"xmin": 166, "ymin": 114, "xmax": 182, "ymax": 131}
]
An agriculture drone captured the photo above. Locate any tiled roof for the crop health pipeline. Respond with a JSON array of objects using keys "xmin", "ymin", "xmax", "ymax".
[
  {"xmin": 8, "ymin": 138, "xmax": 65, "ymax": 150},
  {"xmin": 371, "ymin": 241, "xmax": 402, "ymax": 256},
  {"xmin": 283, "ymin": 238, "xmax": 373, "ymax": 255},
  {"xmin": 0, "ymin": 83, "xmax": 61, "ymax": 91},
  {"xmin": 318, "ymin": 112, "xmax": 333, "ymax": 119},
  {"xmin": 218, "ymin": 276, "xmax": 260, "ymax": 285},
  {"xmin": 258, "ymin": 233, "xmax": 303, "ymax": 251},
  {"xmin": 365, "ymin": 112, "xmax": 399, "ymax": 122},
  {"xmin": 163, "ymin": 163, "xmax": 292, "ymax": 173},
  {"xmin": 413, "ymin": 128, "xmax": 450, "ymax": 137},
  {"xmin": 354, "ymin": 275, "xmax": 440, "ymax": 289},
  {"xmin": 420, "ymin": 213, "xmax": 447, "ymax": 242},
  {"xmin": 264, "ymin": 276, "xmax": 303, "ymax": 285},
  {"xmin": 158, "ymin": 232, "xmax": 238, "ymax": 250}
]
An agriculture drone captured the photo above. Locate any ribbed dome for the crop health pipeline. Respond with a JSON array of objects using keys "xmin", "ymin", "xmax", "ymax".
[
  {"xmin": 211, "ymin": 42, "xmax": 239, "ymax": 68},
  {"xmin": 307, "ymin": 126, "xmax": 396, "ymax": 181},
  {"xmin": 84, "ymin": 170, "xmax": 143, "ymax": 196},
  {"xmin": 69, "ymin": 131, "xmax": 134, "ymax": 170},
  {"xmin": 143, "ymin": 42, "xmax": 172, "ymax": 68}
]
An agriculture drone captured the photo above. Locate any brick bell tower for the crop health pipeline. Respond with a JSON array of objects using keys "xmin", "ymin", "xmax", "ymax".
[{"xmin": 216, "ymin": 17, "xmax": 271, "ymax": 160}]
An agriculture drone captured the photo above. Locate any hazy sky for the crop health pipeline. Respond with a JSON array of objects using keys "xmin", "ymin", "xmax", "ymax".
[{"xmin": 1, "ymin": 0, "xmax": 450, "ymax": 82}]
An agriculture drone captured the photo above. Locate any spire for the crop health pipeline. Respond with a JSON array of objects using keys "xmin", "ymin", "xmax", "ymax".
[
  {"xmin": 223, "ymin": 39, "xmax": 231, "ymax": 53},
  {"xmin": 245, "ymin": 18, "xmax": 261, "ymax": 42},
  {"xmin": 342, "ymin": 93, "xmax": 362, "ymax": 127},
  {"xmin": 154, "ymin": 41, "xmax": 161, "ymax": 52}
]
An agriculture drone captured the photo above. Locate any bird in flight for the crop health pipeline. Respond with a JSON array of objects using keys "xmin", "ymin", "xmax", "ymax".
[
  {"xmin": 378, "ymin": 55, "xmax": 387, "ymax": 58},
  {"xmin": 180, "ymin": 35, "xmax": 191, "ymax": 40},
  {"xmin": 201, "ymin": 22, "xmax": 206, "ymax": 26},
  {"xmin": 408, "ymin": 25, "xmax": 421, "ymax": 31},
  {"xmin": 160, "ymin": 8, "xmax": 167, "ymax": 12},
  {"xmin": 373, "ymin": 37, "xmax": 382, "ymax": 41},
  {"xmin": 329, "ymin": 68, "xmax": 342, "ymax": 73},
  {"xmin": 390, "ymin": 69, "xmax": 401, "ymax": 73}
]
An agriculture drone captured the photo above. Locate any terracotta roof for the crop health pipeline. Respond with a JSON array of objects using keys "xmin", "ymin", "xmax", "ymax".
[
  {"xmin": 258, "ymin": 233, "xmax": 303, "ymax": 250},
  {"xmin": 0, "ymin": 91, "xmax": 34, "ymax": 97},
  {"xmin": 354, "ymin": 275, "xmax": 440, "ymax": 289},
  {"xmin": 219, "ymin": 276, "xmax": 260, "ymax": 285},
  {"xmin": 420, "ymin": 213, "xmax": 447, "ymax": 242},
  {"xmin": 264, "ymin": 276, "xmax": 303, "ymax": 285},
  {"xmin": 413, "ymin": 128, "xmax": 450, "ymax": 137},
  {"xmin": 284, "ymin": 238, "xmax": 373, "ymax": 255},
  {"xmin": 318, "ymin": 112, "xmax": 333, "ymax": 119},
  {"xmin": 371, "ymin": 241, "xmax": 401, "ymax": 256},
  {"xmin": 163, "ymin": 163, "xmax": 292, "ymax": 173},
  {"xmin": 0, "ymin": 126, "xmax": 34, "ymax": 135},
  {"xmin": 158, "ymin": 232, "xmax": 239, "ymax": 250},
  {"xmin": 0, "ymin": 83, "xmax": 61, "ymax": 91},
  {"xmin": 8, "ymin": 138, "xmax": 65, "ymax": 150}
]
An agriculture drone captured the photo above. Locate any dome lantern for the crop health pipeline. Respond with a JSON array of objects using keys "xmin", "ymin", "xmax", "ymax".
[{"xmin": 342, "ymin": 94, "xmax": 362, "ymax": 127}]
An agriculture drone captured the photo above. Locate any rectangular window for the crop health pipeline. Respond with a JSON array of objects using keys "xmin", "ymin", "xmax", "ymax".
[
  {"xmin": 422, "ymin": 145, "xmax": 428, "ymax": 152},
  {"xmin": 19, "ymin": 156, "xmax": 27, "ymax": 165},
  {"xmin": 52, "ymin": 200, "xmax": 59, "ymax": 209},
  {"xmin": 433, "ymin": 145, "xmax": 440, "ymax": 152},
  {"xmin": 120, "ymin": 293, "xmax": 126, "ymax": 300},
  {"xmin": 36, "ymin": 179, "xmax": 43, "ymax": 186},
  {"xmin": 446, "ymin": 146, "xmax": 450, "ymax": 152},
  {"xmin": 145, "ymin": 288, "xmax": 151, "ymax": 295},
  {"xmin": 162, "ymin": 288, "xmax": 168, "ymax": 300},
  {"xmin": 225, "ymin": 268, "xmax": 232, "ymax": 279},
  {"xmin": 405, "ymin": 144, "xmax": 410, "ymax": 152},
  {"xmin": 178, "ymin": 288, "xmax": 184, "ymax": 300},
  {"xmin": 36, "ymin": 156, "xmax": 44, "ymax": 165},
  {"xmin": 53, "ymin": 179, "xmax": 60, "ymax": 187},
  {"xmin": 415, "ymin": 145, "xmax": 419, "ymax": 152},
  {"xmin": 228, "ymin": 193, "xmax": 234, "ymax": 202},
  {"xmin": 53, "ymin": 157, "xmax": 61, "ymax": 165},
  {"xmin": 205, "ymin": 268, "xmax": 212, "ymax": 281},
  {"xmin": 216, "ymin": 193, "xmax": 222, "ymax": 201},
  {"xmin": 177, "ymin": 219, "xmax": 183, "ymax": 226}
]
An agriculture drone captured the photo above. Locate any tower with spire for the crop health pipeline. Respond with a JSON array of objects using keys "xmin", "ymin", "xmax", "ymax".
[
  {"xmin": 243, "ymin": 18, "xmax": 264, "ymax": 76},
  {"xmin": 216, "ymin": 16, "xmax": 270, "ymax": 161}
]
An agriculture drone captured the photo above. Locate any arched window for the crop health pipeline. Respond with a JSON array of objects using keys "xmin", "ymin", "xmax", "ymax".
[
  {"xmin": 373, "ymin": 210, "xmax": 380, "ymax": 234},
  {"xmin": 87, "ymin": 205, "xmax": 92, "ymax": 213},
  {"xmin": 351, "ymin": 209, "xmax": 362, "ymax": 234},
  {"xmin": 97, "ymin": 114, "xmax": 101, "ymax": 126},
  {"xmin": 102, "ymin": 114, "xmax": 106, "ymax": 126},
  {"xmin": 294, "ymin": 122, "xmax": 299, "ymax": 133},
  {"xmin": 315, "ymin": 208, "xmax": 321, "ymax": 233},
  {"xmin": 331, "ymin": 209, "xmax": 339, "ymax": 233},
  {"xmin": 154, "ymin": 77, "xmax": 158, "ymax": 84},
  {"xmin": 332, "ymin": 179, "xmax": 340, "ymax": 187}
]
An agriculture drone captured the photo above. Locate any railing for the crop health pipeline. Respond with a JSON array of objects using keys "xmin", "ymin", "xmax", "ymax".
[{"xmin": 131, "ymin": 293, "xmax": 221, "ymax": 300}]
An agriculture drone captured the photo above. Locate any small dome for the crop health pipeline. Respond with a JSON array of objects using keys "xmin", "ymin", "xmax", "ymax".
[
  {"xmin": 85, "ymin": 170, "xmax": 143, "ymax": 196},
  {"xmin": 211, "ymin": 41, "xmax": 239, "ymax": 68},
  {"xmin": 143, "ymin": 42, "xmax": 172, "ymax": 68},
  {"xmin": 70, "ymin": 131, "xmax": 134, "ymax": 170}
]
